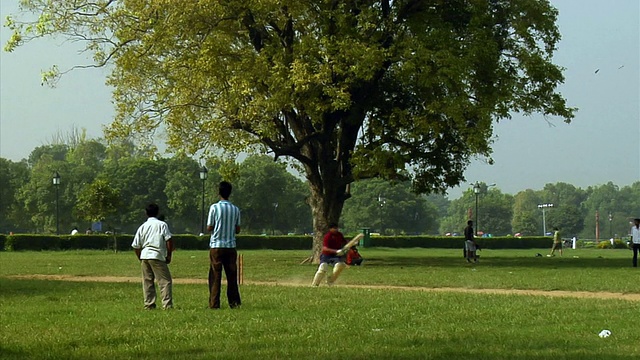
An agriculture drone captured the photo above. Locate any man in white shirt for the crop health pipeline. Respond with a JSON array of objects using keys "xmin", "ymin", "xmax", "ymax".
[
  {"xmin": 131, "ymin": 203, "xmax": 175, "ymax": 309},
  {"xmin": 631, "ymin": 218, "xmax": 640, "ymax": 268}
]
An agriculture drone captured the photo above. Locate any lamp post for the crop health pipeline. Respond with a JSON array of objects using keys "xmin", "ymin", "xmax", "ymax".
[
  {"xmin": 608, "ymin": 212, "xmax": 613, "ymax": 240},
  {"xmin": 199, "ymin": 166, "xmax": 208, "ymax": 235},
  {"xmin": 52, "ymin": 171, "xmax": 61, "ymax": 235},
  {"xmin": 471, "ymin": 182, "xmax": 496, "ymax": 236},
  {"xmin": 272, "ymin": 202, "xmax": 279, "ymax": 235},
  {"xmin": 472, "ymin": 183, "xmax": 480, "ymax": 236},
  {"xmin": 537, "ymin": 203, "xmax": 554, "ymax": 236},
  {"xmin": 378, "ymin": 194, "xmax": 385, "ymax": 235}
]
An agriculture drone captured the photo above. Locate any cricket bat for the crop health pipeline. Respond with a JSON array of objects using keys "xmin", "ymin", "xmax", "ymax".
[{"xmin": 340, "ymin": 233, "xmax": 365, "ymax": 253}]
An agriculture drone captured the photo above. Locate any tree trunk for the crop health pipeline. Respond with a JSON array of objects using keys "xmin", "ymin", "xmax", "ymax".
[{"xmin": 305, "ymin": 168, "xmax": 349, "ymax": 264}]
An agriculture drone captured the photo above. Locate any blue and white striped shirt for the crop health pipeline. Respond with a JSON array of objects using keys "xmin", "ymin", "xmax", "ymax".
[{"xmin": 207, "ymin": 200, "xmax": 241, "ymax": 248}]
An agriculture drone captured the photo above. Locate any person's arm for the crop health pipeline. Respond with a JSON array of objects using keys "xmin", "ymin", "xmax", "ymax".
[
  {"xmin": 165, "ymin": 238, "xmax": 174, "ymax": 264},
  {"xmin": 132, "ymin": 228, "xmax": 142, "ymax": 260},
  {"xmin": 206, "ymin": 205, "xmax": 214, "ymax": 233},
  {"xmin": 322, "ymin": 246, "xmax": 341, "ymax": 254},
  {"xmin": 236, "ymin": 209, "xmax": 241, "ymax": 234}
]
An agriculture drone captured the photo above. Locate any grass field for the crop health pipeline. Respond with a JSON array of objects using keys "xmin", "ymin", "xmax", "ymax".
[{"xmin": 1, "ymin": 248, "xmax": 638, "ymax": 359}]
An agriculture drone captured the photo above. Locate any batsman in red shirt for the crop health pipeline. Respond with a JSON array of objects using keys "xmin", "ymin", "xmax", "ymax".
[{"xmin": 312, "ymin": 223, "xmax": 347, "ymax": 286}]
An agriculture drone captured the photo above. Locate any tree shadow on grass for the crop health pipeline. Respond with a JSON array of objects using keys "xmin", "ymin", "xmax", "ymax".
[
  {"xmin": 0, "ymin": 277, "xmax": 103, "ymax": 299},
  {"xmin": 362, "ymin": 255, "xmax": 633, "ymax": 269}
]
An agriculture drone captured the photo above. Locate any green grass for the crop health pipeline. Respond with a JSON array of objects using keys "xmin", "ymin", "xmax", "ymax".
[
  {"xmin": 0, "ymin": 248, "xmax": 638, "ymax": 359},
  {"xmin": 0, "ymin": 248, "xmax": 637, "ymax": 293}
]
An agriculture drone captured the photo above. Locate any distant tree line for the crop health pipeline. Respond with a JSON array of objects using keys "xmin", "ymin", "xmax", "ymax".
[{"xmin": 1, "ymin": 138, "xmax": 638, "ymax": 238}]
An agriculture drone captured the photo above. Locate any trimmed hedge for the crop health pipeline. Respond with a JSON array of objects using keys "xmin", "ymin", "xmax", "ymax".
[
  {"xmin": 2, "ymin": 234, "xmax": 314, "ymax": 251},
  {"xmin": 4, "ymin": 234, "xmax": 133, "ymax": 251},
  {"xmin": 367, "ymin": 236, "xmax": 552, "ymax": 249},
  {"xmin": 2, "ymin": 234, "xmax": 554, "ymax": 251},
  {"xmin": 171, "ymin": 235, "xmax": 313, "ymax": 250},
  {"xmin": 237, "ymin": 235, "xmax": 313, "ymax": 250}
]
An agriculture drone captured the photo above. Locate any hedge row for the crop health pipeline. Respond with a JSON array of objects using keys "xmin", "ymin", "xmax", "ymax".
[
  {"xmin": 3, "ymin": 234, "xmax": 132, "ymax": 251},
  {"xmin": 366, "ymin": 236, "xmax": 552, "ymax": 249},
  {"xmin": 1, "ymin": 234, "xmax": 314, "ymax": 251},
  {"xmin": 1, "ymin": 234, "xmax": 556, "ymax": 251}
]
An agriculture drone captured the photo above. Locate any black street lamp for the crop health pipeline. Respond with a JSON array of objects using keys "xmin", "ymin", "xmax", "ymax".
[
  {"xmin": 378, "ymin": 194, "xmax": 386, "ymax": 234},
  {"xmin": 472, "ymin": 182, "xmax": 480, "ymax": 236},
  {"xmin": 272, "ymin": 202, "xmax": 279, "ymax": 235},
  {"xmin": 199, "ymin": 166, "xmax": 208, "ymax": 235},
  {"xmin": 471, "ymin": 181, "xmax": 496, "ymax": 236},
  {"xmin": 52, "ymin": 171, "xmax": 61, "ymax": 235}
]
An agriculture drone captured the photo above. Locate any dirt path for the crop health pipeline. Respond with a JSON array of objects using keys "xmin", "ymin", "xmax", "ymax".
[{"xmin": 8, "ymin": 274, "xmax": 640, "ymax": 302}]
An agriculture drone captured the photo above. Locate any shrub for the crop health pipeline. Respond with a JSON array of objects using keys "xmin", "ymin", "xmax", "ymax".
[
  {"xmin": 2, "ymin": 234, "xmax": 562, "ymax": 251},
  {"xmin": 172, "ymin": 235, "xmax": 209, "ymax": 250},
  {"xmin": 367, "ymin": 236, "xmax": 551, "ymax": 249},
  {"xmin": 615, "ymin": 239, "xmax": 630, "ymax": 249},
  {"xmin": 5, "ymin": 235, "xmax": 61, "ymax": 251},
  {"xmin": 597, "ymin": 239, "xmax": 630, "ymax": 249},
  {"xmin": 237, "ymin": 235, "xmax": 312, "ymax": 250}
]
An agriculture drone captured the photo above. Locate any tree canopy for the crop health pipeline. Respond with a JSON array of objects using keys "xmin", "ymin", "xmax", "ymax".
[{"xmin": 6, "ymin": 0, "xmax": 576, "ymax": 260}]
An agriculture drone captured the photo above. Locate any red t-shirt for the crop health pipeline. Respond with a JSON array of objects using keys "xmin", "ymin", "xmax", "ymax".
[{"xmin": 322, "ymin": 230, "xmax": 346, "ymax": 255}]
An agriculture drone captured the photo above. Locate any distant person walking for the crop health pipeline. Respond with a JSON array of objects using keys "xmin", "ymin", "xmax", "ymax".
[
  {"xmin": 548, "ymin": 227, "xmax": 562, "ymax": 257},
  {"xmin": 464, "ymin": 220, "xmax": 478, "ymax": 263},
  {"xmin": 207, "ymin": 181, "xmax": 242, "ymax": 309},
  {"xmin": 131, "ymin": 203, "xmax": 174, "ymax": 310},
  {"xmin": 631, "ymin": 218, "xmax": 640, "ymax": 268}
]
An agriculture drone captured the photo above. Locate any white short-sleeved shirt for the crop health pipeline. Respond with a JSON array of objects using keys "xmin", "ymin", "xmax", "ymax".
[
  {"xmin": 207, "ymin": 200, "xmax": 241, "ymax": 248},
  {"xmin": 632, "ymin": 226, "xmax": 640, "ymax": 244},
  {"xmin": 131, "ymin": 217, "xmax": 172, "ymax": 261}
]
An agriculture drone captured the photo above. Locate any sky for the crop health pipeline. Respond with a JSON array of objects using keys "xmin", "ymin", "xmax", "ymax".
[{"xmin": 1, "ymin": 1, "xmax": 639, "ymax": 200}]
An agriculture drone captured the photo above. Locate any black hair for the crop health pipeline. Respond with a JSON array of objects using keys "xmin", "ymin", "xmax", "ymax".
[
  {"xmin": 467, "ymin": 220, "xmax": 473, "ymax": 225},
  {"xmin": 219, "ymin": 181, "xmax": 233, "ymax": 199},
  {"xmin": 328, "ymin": 223, "xmax": 339, "ymax": 229},
  {"xmin": 146, "ymin": 203, "xmax": 160, "ymax": 217}
]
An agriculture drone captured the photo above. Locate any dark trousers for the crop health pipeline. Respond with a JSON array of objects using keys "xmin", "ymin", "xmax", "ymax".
[
  {"xmin": 208, "ymin": 248, "xmax": 241, "ymax": 309},
  {"xmin": 633, "ymin": 244, "xmax": 640, "ymax": 267}
]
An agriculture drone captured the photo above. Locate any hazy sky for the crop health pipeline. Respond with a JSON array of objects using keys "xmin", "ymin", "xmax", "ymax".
[{"xmin": 1, "ymin": 1, "xmax": 638, "ymax": 199}]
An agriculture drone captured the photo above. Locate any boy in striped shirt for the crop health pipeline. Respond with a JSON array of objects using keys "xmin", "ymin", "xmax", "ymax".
[{"xmin": 207, "ymin": 181, "xmax": 242, "ymax": 309}]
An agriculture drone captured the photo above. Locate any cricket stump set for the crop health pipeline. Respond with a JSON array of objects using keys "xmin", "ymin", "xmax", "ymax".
[{"xmin": 237, "ymin": 253, "xmax": 244, "ymax": 285}]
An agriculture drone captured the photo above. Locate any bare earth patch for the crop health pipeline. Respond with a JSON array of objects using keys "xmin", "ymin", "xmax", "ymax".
[{"xmin": 8, "ymin": 274, "xmax": 640, "ymax": 302}]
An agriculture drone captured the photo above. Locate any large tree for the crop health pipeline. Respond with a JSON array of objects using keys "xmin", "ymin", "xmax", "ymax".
[
  {"xmin": 6, "ymin": 0, "xmax": 575, "ymax": 260},
  {"xmin": 0, "ymin": 158, "xmax": 30, "ymax": 232}
]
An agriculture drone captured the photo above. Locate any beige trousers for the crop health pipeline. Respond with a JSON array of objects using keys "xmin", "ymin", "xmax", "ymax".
[{"xmin": 141, "ymin": 259, "xmax": 173, "ymax": 309}]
